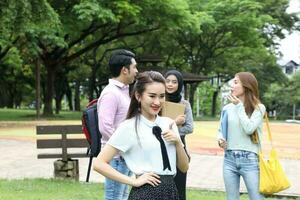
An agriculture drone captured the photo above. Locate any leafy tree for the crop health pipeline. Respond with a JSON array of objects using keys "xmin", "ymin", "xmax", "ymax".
[
  {"xmin": 68, "ymin": 62, "xmax": 91, "ymax": 111},
  {"xmin": 264, "ymin": 83, "xmax": 286, "ymax": 115},
  {"xmin": 264, "ymin": 71, "xmax": 300, "ymax": 118},
  {"xmin": 168, "ymin": 0, "xmax": 298, "ymax": 116},
  {"xmin": 1, "ymin": 0, "xmax": 298, "ymax": 117},
  {"xmin": 30, "ymin": 0, "xmax": 197, "ymax": 115},
  {"xmin": 0, "ymin": 47, "xmax": 23, "ymax": 107},
  {"xmin": 288, "ymin": 71, "xmax": 300, "ymax": 105},
  {"xmin": 0, "ymin": 0, "xmax": 60, "ymax": 108}
]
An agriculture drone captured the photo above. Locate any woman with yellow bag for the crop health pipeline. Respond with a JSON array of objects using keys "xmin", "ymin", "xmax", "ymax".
[{"xmin": 217, "ymin": 72, "xmax": 265, "ymax": 200}]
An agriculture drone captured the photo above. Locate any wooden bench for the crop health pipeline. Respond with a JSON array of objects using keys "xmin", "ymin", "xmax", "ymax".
[{"xmin": 36, "ymin": 125, "xmax": 90, "ymax": 180}]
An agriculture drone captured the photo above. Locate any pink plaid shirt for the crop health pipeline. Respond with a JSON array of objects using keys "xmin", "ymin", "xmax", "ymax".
[{"xmin": 97, "ymin": 79, "xmax": 130, "ymax": 149}]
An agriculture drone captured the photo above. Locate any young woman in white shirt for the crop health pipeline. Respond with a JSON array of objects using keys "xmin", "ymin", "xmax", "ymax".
[{"xmin": 94, "ymin": 71, "xmax": 189, "ymax": 200}]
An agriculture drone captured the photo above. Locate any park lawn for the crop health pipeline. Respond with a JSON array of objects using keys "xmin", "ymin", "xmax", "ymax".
[
  {"xmin": 1, "ymin": 112, "xmax": 300, "ymax": 159},
  {"xmin": 0, "ymin": 178, "xmax": 295, "ymax": 200},
  {"xmin": 0, "ymin": 108, "xmax": 82, "ymax": 121},
  {"xmin": 0, "ymin": 120, "xmax": 81, "ymax": 138},
  {"xmin": 0, "ymin": 178, "xmax": 102, "ymax": 199}
]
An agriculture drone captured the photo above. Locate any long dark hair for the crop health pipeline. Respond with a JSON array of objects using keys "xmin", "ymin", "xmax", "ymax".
[
  {"xmin": 126, "ymin": 71, "xmax": 166, "ymax": 143},
  {"xmin": 236, "ymin": 72, "xmax": 261, "ymax": 115}
]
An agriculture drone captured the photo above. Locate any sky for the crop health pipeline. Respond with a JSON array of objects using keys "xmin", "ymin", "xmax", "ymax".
[{"xmin": 278, "ymin": 0, "xmax": 300, "ymax": 65}]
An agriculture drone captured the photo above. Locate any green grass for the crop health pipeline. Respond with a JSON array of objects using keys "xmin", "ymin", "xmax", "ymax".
[
  {"xmin": 0, "ymin": 179, "xmax": 297, "ymax": 200},
  {"xmin": 0, "ymin": 178, "xmax": 102, "ymax": 199},
  {"xmin": 0, "ymin": 108, "xmax": 287, "ymax": 122},
  {"xmin": 0, "ymin": 108, "xmax": 82, "ymax": 121},
  {"xmin": 194, "ymin": 115, "xmax": 219, "ymax": 121}
]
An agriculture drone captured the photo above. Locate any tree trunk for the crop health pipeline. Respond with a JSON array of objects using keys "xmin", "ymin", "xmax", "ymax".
[
  {"xmin": 188, "ymin": 83, "xmax": 198, "ymax": 112},
  {"xmin": 15, "ymin": 95, "xmax": 22, "ymax": 108},
  {"xmin": 7, "ymin": 85, "xmax": 14, "ymax": 108},
  {"xmin": 13, "ymin": 78, "xmax": 19, "ymax": 108},
  {"xmin": 55, "ymin": 96, "xmax": 62, "ymax": 114},
  {"xmin": 74, "ymin": 81, "xmax": 81, "ymax": 111},
  {"xmin": 43, "ymin": 64, "xmax": 55, "ymax": 116},
  {"xmin": 35, "ymin": 59, "xmax": 41, "ymax": 118},
  {"xmin": 0, "ymin": 91, "xmax": 5, "ymax": 107},
  {"xmin": 66, "ymin": 84, "xmax": 73, "ymax": 111},
  {"xmin": 95, "ymin": 84, "xmax": 101, "ymax": 98},
  {"xmin": 54, "ymin": 84, "xmax": 61, "ymax": 115},
  {"xmin": 211, "ymin": 90, "xmax": 219, "ymax": 117},
  {"xmin": 7, "ymin": 94, "xmax": 14, "ymax": 108},
  {"xmin": 88, "ymin": 66, "xmax": 97, "ymax": 101}
]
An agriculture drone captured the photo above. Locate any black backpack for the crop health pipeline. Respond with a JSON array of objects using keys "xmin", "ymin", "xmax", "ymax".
[{"xmin": 82, "ymin": 99, "xmax": 102, "ymax": 182}]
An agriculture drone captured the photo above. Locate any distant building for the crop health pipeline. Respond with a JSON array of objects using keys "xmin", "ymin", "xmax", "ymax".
[{"xmin": 281, "ymin": 60, "xmax": 300, "ymax": 78}]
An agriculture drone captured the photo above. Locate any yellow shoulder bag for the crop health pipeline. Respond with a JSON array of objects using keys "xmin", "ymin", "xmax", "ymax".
[{"xmin": 259, "ymin": 114, "xmax": 291, "ymax": 194}]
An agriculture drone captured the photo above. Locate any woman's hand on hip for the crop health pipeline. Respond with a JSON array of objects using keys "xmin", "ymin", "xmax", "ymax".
[{"xmin": 132, "ymin": 172, "xmax": 161, "ymax": 187}]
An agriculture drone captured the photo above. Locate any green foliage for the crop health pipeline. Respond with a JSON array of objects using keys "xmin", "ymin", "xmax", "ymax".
[
  {"xmin": 0, "ymin": 47, "xmax": 32, "ymax": 108},
  {"xmin": 74, "ymin": 1, "xmax": 117, "ymax": 23},
  {"xmin": 35, "ymin": 0, "xmax": 201, "ymax": 115},
  {"xmin": 0, "ymin": 0, "xmax": 62, "ymax": 109},
  {"xmin": 0, "ymin": 0, "xmax": 299, "ymax": 115},
  {"xmin": 195, "ymin": 82, "xmax": 221, "ymax": 116},
  {"xmin": 155, "ymin": 0, "xmax": 297, "ymax": 116},
  {"xmin": 208, "ymin": 47, "xmax": 289, "ymax": 109},
  {"xmin": 264, "ymin": 83, "xmax": 286, "ymax": 110},
  {"xmin": 261, "ymin": 0, "xmax": 300, "ymax": 44},
  {"xmin": 0, "ymin": 0, "xmax": 61, "ymax": 52},
  {"xmin": 176, "ymin": 0, "xmax": 279, "ymax": 75},
  {"xmin": 263, "ymin": 71, "xmax": 300, "ymax": 118},
  {"xmin": 68, "ymin": 64, "xmax": 91, "ymax": 82},
  {"xmin": 164, "ymin": 0, "xmax": 297, "ymax": 77},
  {"xmin": 288, "ymin": 71, "xmax": 300, "ymax": 104},
  {"xmin": 0, "ymin": 47, "xmax": 23, "ymax": 68}
]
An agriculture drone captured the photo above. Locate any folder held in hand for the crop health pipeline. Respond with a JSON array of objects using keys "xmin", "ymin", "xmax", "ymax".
[
  {"xmin": 161, "ymin": 101, "xmax": 185, "ymax": 120},
  {"xmin": 221, "ymin": 110, "xmax": 228, "ymax": 141}
]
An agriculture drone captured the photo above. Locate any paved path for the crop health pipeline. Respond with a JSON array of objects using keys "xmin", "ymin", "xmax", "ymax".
[{"xmin": 1, "ymin": 138, "xmax": 299, "ymax": 197}]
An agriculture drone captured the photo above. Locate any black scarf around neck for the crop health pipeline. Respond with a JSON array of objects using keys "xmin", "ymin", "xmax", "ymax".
[
  {"xmin": 166, "ymin": 92, "xmax": 182, "ymax": 103},
  {"xmin": 152, "ymin": 126, "xmax": 171, "ymax": 171}
]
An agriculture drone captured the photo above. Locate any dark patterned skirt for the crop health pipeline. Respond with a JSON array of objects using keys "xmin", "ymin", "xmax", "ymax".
[{"xmin": 128, "ymin": 175, "xmax": 179, "ymax": 200}]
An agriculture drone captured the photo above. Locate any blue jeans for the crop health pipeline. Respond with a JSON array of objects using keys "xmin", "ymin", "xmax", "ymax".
[
  {"xmin": 223, "ymin": 150, "xmax": 263, "ymax": 200},
  {"xmin": 105, "ymin": 157, "xmax": 132, "ymax": 200}
]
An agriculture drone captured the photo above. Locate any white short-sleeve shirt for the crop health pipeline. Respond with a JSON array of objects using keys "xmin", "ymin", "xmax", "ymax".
[{"xmin": 107, "ymin": 115, "xmax": 179, "ymax": 176}]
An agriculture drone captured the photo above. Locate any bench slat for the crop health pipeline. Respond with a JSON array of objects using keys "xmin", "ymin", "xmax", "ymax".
[
  {"xmin": 36, "ymin": 125, "xmax": 90, "ymax": 161},
  {"xmin": 37, "ymin": 138, "xmax": 89, "ymax": 148},
  {"xmin": 38, "ymin": 153, "xmax": 88, "ymax": 159},
  {"xmin": 37, "ymin": 125, "xmax": 82, "ymax": 134}
]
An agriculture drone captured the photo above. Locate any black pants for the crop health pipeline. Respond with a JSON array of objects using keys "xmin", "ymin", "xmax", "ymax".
[{"xmin": 174, "ymin": 135, "xmax": 189, "ymax": 200}]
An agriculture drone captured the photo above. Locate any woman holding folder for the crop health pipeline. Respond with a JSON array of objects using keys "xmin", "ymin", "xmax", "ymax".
[
  {"xmin": 217, "ymin": 72, "xmax": 265, "ymax": 200},
  {"xmin": 164, "ymin": 70, "xmax": 194, "ymax": 200},
  {"xmin": 94, "ymin": 71, "xmax": 189, "ymax": 200}
]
